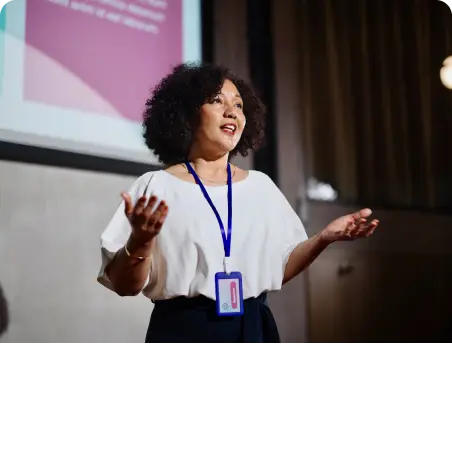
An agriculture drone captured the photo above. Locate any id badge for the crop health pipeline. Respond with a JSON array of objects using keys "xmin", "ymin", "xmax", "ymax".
[{"xmin": 215, "ymin": 272, "xmax": 244, "ymax": 316}]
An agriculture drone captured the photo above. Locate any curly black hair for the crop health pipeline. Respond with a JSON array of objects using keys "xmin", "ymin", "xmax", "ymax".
[{"xmin": 143, "ymin": 62, "xmax": 266, "ymax": 165}]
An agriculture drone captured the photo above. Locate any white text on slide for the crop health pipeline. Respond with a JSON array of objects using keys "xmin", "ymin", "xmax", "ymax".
[{"xmin": 45, "ymin": 0, "xmax": 167, "ymax": 34}]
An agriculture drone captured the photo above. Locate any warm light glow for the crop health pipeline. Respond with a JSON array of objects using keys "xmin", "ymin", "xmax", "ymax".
[{"xmin": 440, "ymin": 56, "xmax": 452, "ymax": 89}]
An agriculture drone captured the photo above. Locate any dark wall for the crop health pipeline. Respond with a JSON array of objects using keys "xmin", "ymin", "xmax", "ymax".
[{"xmin": 246, "ymin": 0, "xmax": 278, "ymax": 182}]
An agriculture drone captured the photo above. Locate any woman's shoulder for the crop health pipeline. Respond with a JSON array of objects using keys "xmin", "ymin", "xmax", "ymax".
[
  {"xmin": 248, "ymin": 169, "xmax": 271, "ymax": 181},
  {"xmin": 132, "ymin": 169, "xmax": 162, "ymax": 186},
  {"xmin": 127, "ymin": 168, "xmax": 168, "ymax": 196},
  {"xmin": 247, "ymin": 169, "xmax": 277, "ymax": 188},
  {"xmin": 132, "ymin": 166, "xmax": 195, "ymax": 192}
]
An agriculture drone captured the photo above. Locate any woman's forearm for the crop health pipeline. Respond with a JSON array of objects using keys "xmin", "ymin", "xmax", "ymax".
[
  {"xmin": 105, "ymin": 236, "xmax": 154, "ymax": 296},
  {"xmin": 283, "ymin": 232, "xmax": 329, "ymax": 284}
]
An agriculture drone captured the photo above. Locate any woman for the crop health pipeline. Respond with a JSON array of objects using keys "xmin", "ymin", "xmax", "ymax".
[{"xmin": 97, "ymin": 63, "xmax": 379, "ymax": 343}]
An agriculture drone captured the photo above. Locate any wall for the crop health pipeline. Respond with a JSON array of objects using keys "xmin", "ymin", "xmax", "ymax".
[
  {"xmin": 306, "ymin": 202, "xmax": 452, "ymax": 342},
  {"xmin": 0, "ymin": 161, "xmax": 153, "ymax": 342},
  {"xmin": 293, "ymin": 1, "xmax": 452, "ymax": 342}
]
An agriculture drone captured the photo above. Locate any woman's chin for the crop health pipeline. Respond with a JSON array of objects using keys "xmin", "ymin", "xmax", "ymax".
[{"xmin": 221, "ymin": 140, "xmax": 239, "ymax": 153}]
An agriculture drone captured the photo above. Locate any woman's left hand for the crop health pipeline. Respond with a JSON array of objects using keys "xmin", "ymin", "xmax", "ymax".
[{"xmin": 320, "ymin": 208, "xmax": 379, "ymax": 245}]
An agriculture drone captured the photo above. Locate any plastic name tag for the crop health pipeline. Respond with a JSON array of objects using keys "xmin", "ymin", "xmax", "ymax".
[{"xmin": 215, "ymin": 272, "xmax": 244, "ymax": 316}]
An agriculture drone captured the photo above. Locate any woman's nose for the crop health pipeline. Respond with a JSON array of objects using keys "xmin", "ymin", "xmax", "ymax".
[{"xmin": 224, "ymin": 108, "xmax": 237, "ymax": 119}]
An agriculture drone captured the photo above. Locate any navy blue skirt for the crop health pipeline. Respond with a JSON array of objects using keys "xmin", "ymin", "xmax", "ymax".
[{"xmin": 145, "ymin": 293, "xmax": 280, "ymax": 343}]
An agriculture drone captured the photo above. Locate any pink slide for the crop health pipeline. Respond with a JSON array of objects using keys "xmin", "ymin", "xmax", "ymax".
[
  {"xmin": 230, "ymin": 281, "xmax": 238, "ymax": 310},
  {"xmin": 24, "ymin": 0, "xmax": 182, "ymax": 122}
]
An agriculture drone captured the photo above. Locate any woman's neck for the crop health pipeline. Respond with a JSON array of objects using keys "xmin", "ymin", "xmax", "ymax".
[
  {"xmin": 187, "ymin": 152, "xmax": 230, "ymax": 178},
  {"xmin": 165, "ymin": 151, "xmax": 248, "ymax": 186}
]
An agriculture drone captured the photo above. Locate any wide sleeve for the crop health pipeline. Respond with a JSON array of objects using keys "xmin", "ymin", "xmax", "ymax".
[
  {"xmin": 278, "ymin": 192, "xmax": 308, "ymax": 270},
  {"xmin": 263, "ymin": 174, "xmax": 308, "ymax": 272},
  {"xmin": 97, "ymin": 172, "xmax": 155, "ymax": 293}
]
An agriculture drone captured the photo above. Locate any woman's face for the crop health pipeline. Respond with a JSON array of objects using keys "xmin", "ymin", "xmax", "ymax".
[{"xmin": 193, "ymin": 79, "xmax": 246, "ymax": 156}]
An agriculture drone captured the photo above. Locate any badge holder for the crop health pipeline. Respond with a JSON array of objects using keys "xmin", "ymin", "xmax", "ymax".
[{"xmin": 215, "ymin": 257, "xmax": 244, "ymax": 316}]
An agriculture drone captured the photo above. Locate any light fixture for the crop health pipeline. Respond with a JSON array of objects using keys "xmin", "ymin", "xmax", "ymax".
[{"xmin": 440, "ymin": 56, "xmax": 452, "ymax": 89}]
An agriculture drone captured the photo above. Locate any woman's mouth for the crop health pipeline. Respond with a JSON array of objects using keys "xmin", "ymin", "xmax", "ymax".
[{"xmin": 220, "ymin": 124, "xmax": 237, "ymax": 135}]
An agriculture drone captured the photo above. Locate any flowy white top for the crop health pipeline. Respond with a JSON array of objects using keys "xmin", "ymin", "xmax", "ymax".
[{"xmin": 97, "ymin": 170, "xmax": 308, "ymax": 301}]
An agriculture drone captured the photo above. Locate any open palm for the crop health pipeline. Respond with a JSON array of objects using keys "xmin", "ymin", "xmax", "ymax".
[{"xmin": 321, "ymin": 208, "xmax": 379, "ymax": 244}]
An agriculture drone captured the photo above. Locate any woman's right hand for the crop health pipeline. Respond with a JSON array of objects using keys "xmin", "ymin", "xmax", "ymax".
[{"xmin": 121, "ymin": 192, "xmax": 169, "ymax": 248}]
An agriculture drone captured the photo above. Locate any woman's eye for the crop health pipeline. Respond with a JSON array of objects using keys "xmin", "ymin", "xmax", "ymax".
[
  {"xmin": 210, "ymin": 98, "xmax": 221, "ymax": 104},
  {"xmin": 236, "ymin": 103, "xmax": 243, "ymax": 109}
]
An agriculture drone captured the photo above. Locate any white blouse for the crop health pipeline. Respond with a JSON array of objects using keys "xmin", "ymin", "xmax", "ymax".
[{"xmin": 97, "ymin": 169, "xmax": 308, "ymax": 301}]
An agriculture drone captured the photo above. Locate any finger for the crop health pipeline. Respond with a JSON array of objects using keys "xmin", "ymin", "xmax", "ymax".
[
  {"xmin": 351, "ymin": 208, "xmax": 372, "ymax": 221},
  {"xmin": 134, "ymin": 195, "xmax": 148, "ymax": 216},
  {"xmin": 121, "ymin": 192, "xmax": 133, "ymax": 218},
  {"xmin": 365, "ymin": 220, "xmax": 379, "ymax": 237},
  {"xmin": 356, "ymin": 220, "xmax": 378, "ymax": 238},
  {"xmin": 146, "ymin": 211, "xmax": 159, "ymax": 228},
  {"xmin": 351, "ymin": 218, "xmax": 367, "ymax": 237},
  {"xmin": 353, "ymin": 217, "xmax": 367, "ymax": 228},
  {"xmin": 142, "ymin": 196, "xmax": 158, "ymax": 219},
  {"xmin": 153, "ymin": 206, "xmax": 169, "ymax": 232},
  {"xmin": 146, "ymin": 201, "xmax": 166, "ymax": 227},
  {"xmin": 152, "ymin": 200, "xmax": 166, "ymax": 217},
  {"xmin": 344, "ymin": 217, "xmax": 356, "ymax": 237},
  {"xmin": 155, "ymin": 200, "xmax": 167, "ymax": 215},
  {"xmin": 149, "ymin": 200, "xmax": 167, "ymax": 225}
]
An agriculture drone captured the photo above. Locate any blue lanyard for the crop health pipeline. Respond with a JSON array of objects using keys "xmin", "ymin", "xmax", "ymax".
[{"xmin": 185, "ymin": 161, "xmax": 232, "ymax": 260}]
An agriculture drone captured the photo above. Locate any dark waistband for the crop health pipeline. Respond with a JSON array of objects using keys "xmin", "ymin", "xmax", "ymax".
[{"xmin": 152, "ymin": 292, "xmax": 268, "ymax": 310}]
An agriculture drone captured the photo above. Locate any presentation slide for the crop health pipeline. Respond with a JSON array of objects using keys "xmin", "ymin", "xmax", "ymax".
[{"xmin": 0, "ymin": 0, "xmax": 201, "ymax": 164}]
